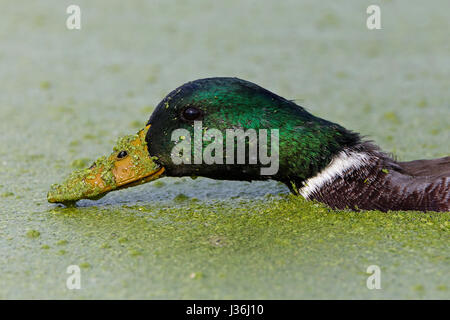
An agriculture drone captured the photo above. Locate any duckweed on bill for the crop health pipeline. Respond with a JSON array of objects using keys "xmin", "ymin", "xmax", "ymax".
[{"xmin": 47, "ymin": 126, "xmax": 160, "ymax": 203}]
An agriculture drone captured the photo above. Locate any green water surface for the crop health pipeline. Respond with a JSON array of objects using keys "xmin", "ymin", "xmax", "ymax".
[{"xmin": 0, "ymin": 0, "xmax": 448, "ymax": 299}]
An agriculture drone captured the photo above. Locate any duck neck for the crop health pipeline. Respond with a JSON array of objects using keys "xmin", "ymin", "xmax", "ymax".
[{"xmin": 293, "ymin": 143, "xmax": 445, "ymax": 212}]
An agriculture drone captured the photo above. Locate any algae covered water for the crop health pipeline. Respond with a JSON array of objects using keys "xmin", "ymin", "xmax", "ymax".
[{"xmin": 0, "ymin": 0, "xmax": 449, "ymax": 299}]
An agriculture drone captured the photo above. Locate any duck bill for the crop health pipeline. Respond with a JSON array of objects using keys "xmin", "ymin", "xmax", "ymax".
[{"xmin": 47, "ymin": 125, "xmax": 165, "ymax": 204}]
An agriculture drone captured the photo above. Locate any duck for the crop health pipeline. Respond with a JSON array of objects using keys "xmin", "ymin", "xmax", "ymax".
[{"xmin": 48, "ymin": 77, "xmax": 449, "ymax": 212}]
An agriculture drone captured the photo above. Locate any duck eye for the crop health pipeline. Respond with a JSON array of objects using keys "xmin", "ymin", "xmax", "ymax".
[
  {"xmin": 182, "ymin": 107, "xmax": 202, "ymax": 121},
  {"xmin": 117, "ymin": 150, "xmax": 128, "ymax": 159}
]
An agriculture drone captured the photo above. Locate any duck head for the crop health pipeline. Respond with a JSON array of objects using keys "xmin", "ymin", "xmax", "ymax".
[{"xmin": 48, "ymin": 77, "xmax": 360, "ymax": 204}]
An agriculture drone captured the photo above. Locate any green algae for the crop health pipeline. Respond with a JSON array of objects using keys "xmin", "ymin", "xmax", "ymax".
[
  {"xmin": 417, "ymin": 99, "xmax": 428, "ymax": 108},
  {"xmin": 83, "ymin": 134, "xmax": 96, "ymax": 140},
  {"xmin": 128, "ymin": 249, "xmax": 142, "ymax": 257},
  {"xmin": 39, "ymin": 81, "xmax": 51, "ymax": 90},
  {"xmin": 129, "ymin": 120, "xmax": 142, "ymax": 129},
  {"xmin": 316, "ymin": 12, "xmax": 340, "ymax": 30},
  {"xmin": 5, "ymin": 188, "xmax": 450, "ymax": 299},
  {"xmin": 26, "ymin": 230, "xmax": 40, "ymax": 238},
  {"xmin": 173, "ymin": 193, "xmax": 190, "ymax": 202},
  {"xmin": 56, "ymin": 250, "xmax": 67, "ymax": 255},
  {"xmin": 100, "ymin": 243, "xmax": 111, "ymax": 249},
  {"xmin": 152, "ymin": 180, "xmax": 166, "ymax": 188},
  {"xmin": 47, "ymin": 126, "xmax": 160, "ymax": 203},
  {"xmin": 69, "ymin": 140, "xmax": 80, "ymax": 147},
  {"xmin": 71, "ymin": 158, "xmax": 91, "ymax": 169},
  {"xmin": 383, "ymin": 112, "xmax": 401, "ymax": 124},
  {"xmin": 1, "ymin": 192, "xmax": 15, "ymax": 198},
  {"xmin": 118, "ymin": 237, "xmax": 128, "ymax": 244},
  {"xmin": 35, "ymin": 195, "xmax": 450, "ymax": 298},
  {"xmin": 189, "ymin": 272, "xmax": 204, "ymax": 280},
  {"xmin": 1, "ymin": 1, "xmax": 449, "ymax": 300}
]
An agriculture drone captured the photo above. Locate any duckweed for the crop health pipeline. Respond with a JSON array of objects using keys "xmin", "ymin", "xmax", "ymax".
[
  {"xmin": 71, "ymin": 158, "xmax": 90, "ymax": 169},
  {"xmin": 129, "ymin": 249, "xmax": 142, "ymax": 257},
  {"xmin": 1, "ymin": 192, "xmax": 14, "ymax": 198},
  {"xmin": 100, "ymin": 243, "xmax": 111, "ymax": 249},
  {"xmin": 47, "ymin": 126, "xmax": 160, "ymax": 203},
  {"xmin": 129, "ymin": 120, "xmax": 142, "ymax": 129},
  {"xmin": 383, "ymin": 112, "xmax": 400, "ymax": 124},
  {"xmin": 152, "ymin": 180, "xmax": 166, "ymax": 188},
  {"xmin": 189, "ymin": 272, "xmax": 204, "ymax": 280},
  {"xmin": 174, "ymin": 193, "xmax": 190, "ymax": 202},
  {"xmin": 26, "ymin": 230, "xmax": 40, "ymax": 238},
  {"xmin": 40, "ymin": 81, "xmax": 51, "ymax": 89},
  {"xmin": 118, "ymin": 237, "xmax": 129, "ymax": 244},
  {"xmin": 1, "ymin": 1, "xmax": 449, "ymax": 300},
  {"xmin": 56, "ymin": 240, "xmax": 68, "ymax": 246}
]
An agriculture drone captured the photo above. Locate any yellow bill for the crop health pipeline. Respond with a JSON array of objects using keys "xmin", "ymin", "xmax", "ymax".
[{"xmin": 47, "ymin": 125, "xmax": 164, "ymax": 204}]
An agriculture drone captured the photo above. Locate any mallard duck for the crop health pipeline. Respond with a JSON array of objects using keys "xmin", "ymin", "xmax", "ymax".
[{"xmin": 48, "ymin": 77, "xmax": 449, "ymax": 212}]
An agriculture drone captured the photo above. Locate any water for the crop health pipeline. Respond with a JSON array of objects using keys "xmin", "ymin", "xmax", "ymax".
[{"xmin": 0, "ymin": 0, "xmax": 448, "ymax": 299}]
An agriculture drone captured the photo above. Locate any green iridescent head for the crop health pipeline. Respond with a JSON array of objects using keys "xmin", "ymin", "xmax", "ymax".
[{"xmin": 146, "ymin": 77, "xmax": 359, "ymax": 184}]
